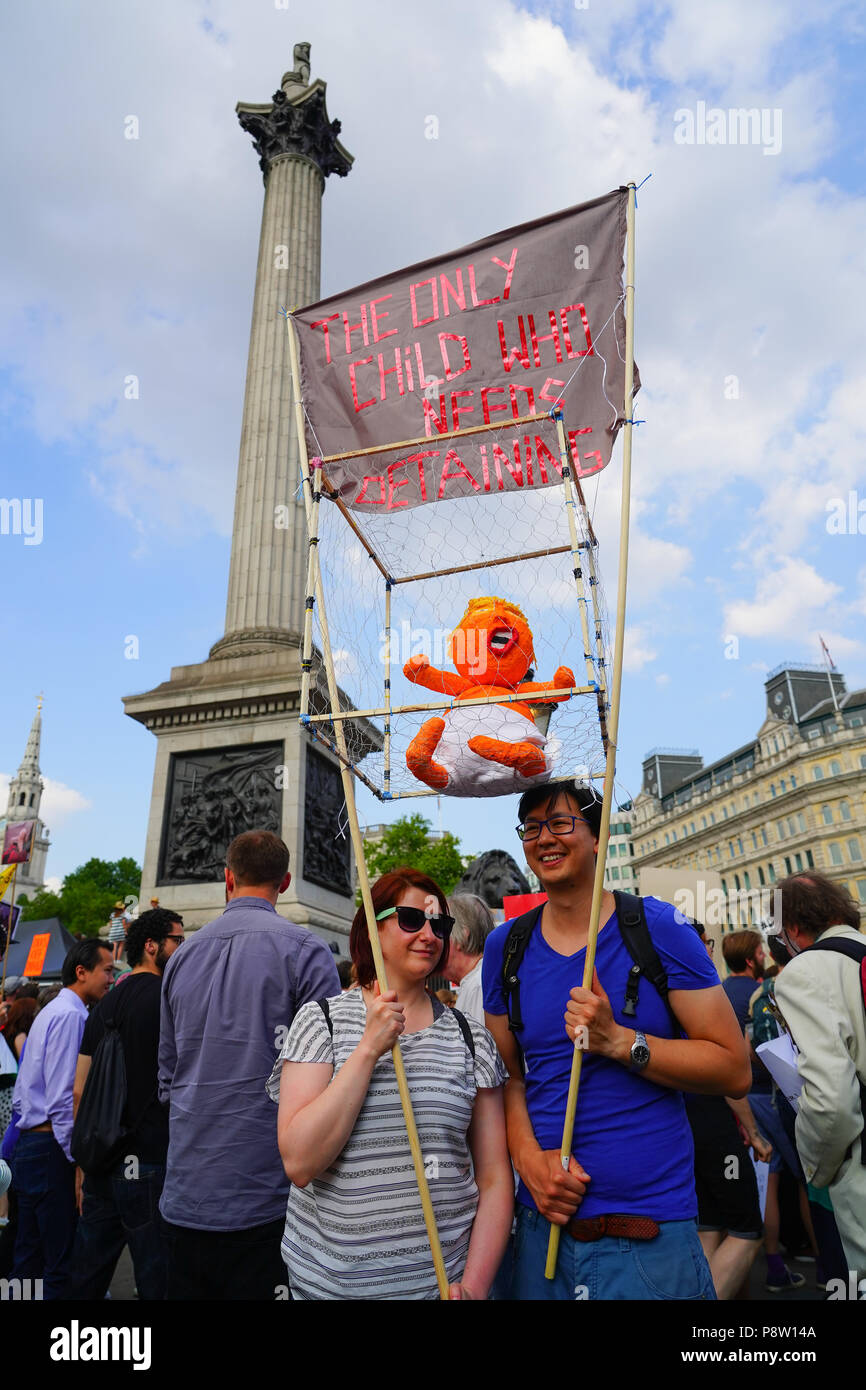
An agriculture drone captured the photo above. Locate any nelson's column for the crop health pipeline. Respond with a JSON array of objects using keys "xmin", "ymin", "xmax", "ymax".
[{"xmin": 124, "ymin": 45, "xmax": 356, "ymax": 941}]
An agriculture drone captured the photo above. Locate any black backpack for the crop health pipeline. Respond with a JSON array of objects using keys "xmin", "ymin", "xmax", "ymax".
[
  {"xmin": 71, "ymin": 990, "xmax": 154, "ymax": 1175},
  {"xmin": 501, "ymin": 890, "xmax": 681, "ymax": 1065}
]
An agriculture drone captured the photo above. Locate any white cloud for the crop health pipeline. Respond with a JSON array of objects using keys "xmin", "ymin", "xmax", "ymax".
[
  {"xmin": 656, "ymin": 673, "xmax": 671, "ymax": 686},
  {"xmin": 623, "ymin": 625, "xmax": 658, "ymax": 672},
  {"xmin": 723, "ymin": 558, "xmax": 842, "ymax": 639},
  {"xmin": 0, "ymin": 775, "xmax": 91, "ymax": 830}
]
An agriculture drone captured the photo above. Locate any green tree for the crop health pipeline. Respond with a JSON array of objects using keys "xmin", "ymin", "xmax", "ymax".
[
  {"xmin": 19, "ymin": 857, "xmax": 142, "ymax": 937},
  {"xmin": 362, "ymin": 815, "xmax": 466, "ymax": 899}
]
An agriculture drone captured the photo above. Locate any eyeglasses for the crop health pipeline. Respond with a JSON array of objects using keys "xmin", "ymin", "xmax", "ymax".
[
  {"xmin": 516, "ymin": 814, "xmax": 590, "ymax": 842},
  {"xmin": 375, "ymin": 905, "xmax": 454, "ymax": 940}
]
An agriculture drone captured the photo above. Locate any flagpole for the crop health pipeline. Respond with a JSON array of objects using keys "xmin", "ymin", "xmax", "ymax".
[
  {"xmin": 819, "ymin": 636, "xmax": 839, "ymax": 713},
  {"xmin": 544, "ymin": 181, "xmax": 637, "ymax": 1280}
]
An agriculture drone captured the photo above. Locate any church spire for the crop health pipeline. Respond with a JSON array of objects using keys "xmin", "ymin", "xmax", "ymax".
[{"xmin": 7, "ymin": 696, "xmax": 44, "ymax": 821}]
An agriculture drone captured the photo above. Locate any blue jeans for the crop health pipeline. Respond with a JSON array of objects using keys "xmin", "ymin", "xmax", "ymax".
[
  {"xmin": 65, "ymin": 1161, "xmax": 167, "ymax": 1301},
  {"xmin": 511, "ymin": 1205, "xmax": 717, "ymax": 1300},
  {"xmin": 10, "ymin": 1131, "xmax": 77, "ymax": 1300}
]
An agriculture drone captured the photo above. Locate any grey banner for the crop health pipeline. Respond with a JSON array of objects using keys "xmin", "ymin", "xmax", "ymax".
[{"xmin": 294, "ymin": 188, "xmax": 638, "ymax": 512}]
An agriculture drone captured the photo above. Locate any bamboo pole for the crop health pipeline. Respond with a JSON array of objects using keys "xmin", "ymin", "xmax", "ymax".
[
  {"xmin": 554, "ymin": 414, "xmax": 597, "ymax": 694},
  {"xmin": 286, "ymin": 313, "xmax": 450, "ymax": 1299},
  {"xmin": 299, "ymin": 462, "xmax": 323, "ymax": 722},
  {"xmin": 391, "ymin": 545, "xmax": 570, "ymax": 585},
  {"xmin": 559, "ymin": 430, "xmax": 610, "ymax": 752},
  {"xmin": 545, "ymin": 182, "xmax": 638, "ymax": 1280},
  {"xmin": 319, "ymin": 478, "xmax": 392, "ymax": 579},
  {"xmin": 302, "ymin": 684, "xmax": 596, "ymax": 724},
  {"xmin": 321, "ymin": 411, "xmax": 555, "ymax": 464},
  {"xmin": 383, "ymin": 579, "xmax": 392, "ymax": 798}
]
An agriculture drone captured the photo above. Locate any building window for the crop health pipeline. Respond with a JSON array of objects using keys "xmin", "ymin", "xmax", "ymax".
[
  {"xmin": 806, "ymin": 850, "xmax": 814, "ymax": 868},
  {"xmin": 729, "ymin": 842, "xmax": 735, "ymax": 858},
  {"xmin": 611, "ymin": 867, "xmax": 620, "ymax": 880},
  {"xmin": 860, "ymin": 754, "xmax": 866, "ymax": 770},
  {"xmin": 830, "ymin": 760, "xmax": 842, "ymax": 775},
  {"xmin": 787, "ymin": 818, "xmax": 796, "ymax": 837},
  {"xmin": 723, "ymin": 807, "xmax": 728, "ymax": 819},
  {"xmin": 29, "ymin": 793, "xmax": 34, "ymax": 806},
  {"xmin": 761, "ymin": 828, "xmax": 768, "ymax": 846},
  {"xmin": 744, "ymin": 871, "xmax": 751, "ymax": 890},
  {"xmin": 822, "ymin": 805, "xmax": 833, "ymax": 825},
  {"xmin": 813, "ymin": 766, "xmax": 824, "ymax": 780},
  {"xmin": 777, "ymin": 821, "xmax": 786, "ymax": 840},
  {"xmin": 738, "ymin": 837, "xmax": 744, "ymax": 855},
  {"xmin": 794, "ymin": 853, "xmax": 803, "ymax": 871},
  {"xmin": 848, "ymin": 840, "xmax": 862, "ymax": 862},
  {"xmin": 784, "ymin": 857, "xmax": 792, "ymax": 874},
  {"xmin": 797, "ymin": 813, "xmax": 806, "ymax": 833},
  {"xmin": 791, "ymin": 774, "xmax": 797, "ymax": 787},
  {"xmin": 768, "ymin": 863, "xmax": 776, "ymax": 882},
  {"xmin": 710, "ymin": 812, "xmax": 715, "ymax": 825},
  {"xmin": 751, "ymin": 831, "xmax": 758, "ymax": 850},
  {"xmin": 758, "ymin": 866, "xmax": 765, "ymax": 886},
  {"xmin": 857, "ymin": 881, "xmax": 866, "ymax": 905},
  {"xmin": 18, "ymin": 792, "xmax": 24, "ymax": 806},
  {"xmin": 829, "ymin": 843, "xmax": 844, "ymax": 866},
  {"xmin": 841, "ymin": 802, "xmax": 852, "ymax": 822},
  {"xmin": 780, "ymin": 779, "xmax": 787, "ymax": 792},
  {"xmin": 701, "ymin": 816, "xmax": 707, "ymax": 829},
  {"xmin": 770, "ymin": 784, "xmax": 776, "ymax": 797},
  {"xmin": 734, "ymin": 875, "xmax": 741, "ymax": 891}
]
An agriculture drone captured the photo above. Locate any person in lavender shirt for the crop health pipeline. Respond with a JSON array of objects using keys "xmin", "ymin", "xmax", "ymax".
[
  {"xmin": 9, "ymin": 939, "xmax": 113, "ymax": 1298},
  {"xmin": 158, "ymin": 829, "xmax": 340, "ymax": 1301}
]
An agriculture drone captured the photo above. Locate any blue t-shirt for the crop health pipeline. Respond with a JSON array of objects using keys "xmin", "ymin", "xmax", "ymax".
[{"xmin": 482, "ymin": 897, "xmax": 719, "ymax": 1221}]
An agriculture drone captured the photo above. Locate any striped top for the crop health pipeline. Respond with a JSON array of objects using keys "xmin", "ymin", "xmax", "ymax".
[
  {"xmin": 266, "ymin": 990, "xmax": 506, "ymax": 1300},
  {"xmin": 107, "ymin": 913, "xmax": 127, "ymax": 942}
]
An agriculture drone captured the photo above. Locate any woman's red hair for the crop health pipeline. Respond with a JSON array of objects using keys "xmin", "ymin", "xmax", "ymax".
[{"xmin": 350, "ymin": 867, "xmax": 450, "ymax": 988}]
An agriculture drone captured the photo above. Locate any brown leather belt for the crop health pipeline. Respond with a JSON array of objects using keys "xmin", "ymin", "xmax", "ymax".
[{"xmin": 566, "ymin": 1214, "xmax": 660, "ymax": 1243}]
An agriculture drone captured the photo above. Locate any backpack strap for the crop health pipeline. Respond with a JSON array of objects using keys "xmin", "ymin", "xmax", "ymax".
[
  {"xmin": 804, "ymin": 937, "xmax": 866, "ymax": 1166},
  {"xmin": 613, "ymin": 891, "xmax": 680, "ymax": 1036},
  {"xmin": 451, "ymin": 1007, "xmax": 476, "ymax": 1060},
  {"xmin": 317, "ymin": 998, "xmax": 333, "ymax": 1038},
  {"xmin": 502, "ymin": 908, "xmax": 544, "ymax": 1035}
]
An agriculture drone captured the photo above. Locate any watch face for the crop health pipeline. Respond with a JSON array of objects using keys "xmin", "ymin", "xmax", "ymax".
[{"xmin": 631, "ymin": 1042, "xmax": 650, "ymax": 1067}]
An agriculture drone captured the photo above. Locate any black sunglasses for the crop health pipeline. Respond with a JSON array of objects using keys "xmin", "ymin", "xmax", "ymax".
[{"xmin": 376, "ymin": 905, "xmax": 454, "ymax": 940}]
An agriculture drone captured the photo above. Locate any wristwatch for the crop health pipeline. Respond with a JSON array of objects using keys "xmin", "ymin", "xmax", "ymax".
[{"xmin": 629, "ymin": 1030, "xmax": 650, "ymax": 1071}]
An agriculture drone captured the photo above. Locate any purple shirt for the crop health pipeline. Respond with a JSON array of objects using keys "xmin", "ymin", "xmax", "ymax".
[
  {"xmin": 11, "ymin": 987, "xmax": 88, "ymax": 1161},
  {"xmin": 158, "ymin": 897, "xmax": 341, "ymax": 1230}
]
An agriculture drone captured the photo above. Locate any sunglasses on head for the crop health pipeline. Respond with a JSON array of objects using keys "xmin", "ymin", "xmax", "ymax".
[{"xmin": 375, "ymin": 904, "xmax": 454, "ymax": 939}]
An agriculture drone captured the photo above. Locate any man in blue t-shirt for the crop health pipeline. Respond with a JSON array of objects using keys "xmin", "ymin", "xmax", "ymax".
[{"xmin": 482, "ymin": 780, "xmax": 751, "ymax": 1300}]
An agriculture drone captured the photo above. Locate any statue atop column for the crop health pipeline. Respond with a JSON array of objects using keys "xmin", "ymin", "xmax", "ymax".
[{"xmin": 237, "ymin": 42, "xmax": 352, "ymax": 180}]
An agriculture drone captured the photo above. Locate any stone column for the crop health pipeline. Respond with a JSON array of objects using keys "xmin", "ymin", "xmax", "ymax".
[{"xmin": 212, "ymin": 48, "xmax": 353, "ymax": 659}]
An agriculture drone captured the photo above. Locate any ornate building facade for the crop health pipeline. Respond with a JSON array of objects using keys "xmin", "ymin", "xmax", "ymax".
[{"xmin": 631, "ymin": 664, "xmax": 866, "ymax": 930}]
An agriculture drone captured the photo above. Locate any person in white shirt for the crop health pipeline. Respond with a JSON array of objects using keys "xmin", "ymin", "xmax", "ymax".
[
  {"xmin": 446, "ymin": 894, "xmax": 495, "ymax": 1025},
  {"xmin": 770, "ymin": 872, "xmax": 866, "ymax": 1281}
]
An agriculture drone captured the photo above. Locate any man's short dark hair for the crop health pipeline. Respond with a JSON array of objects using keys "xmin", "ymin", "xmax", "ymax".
[
  {"xmin": 125, "ymin": 908, "xmax": 183, "ymax": 967},
  {"xmin": 61, "ymin": 938, "xmax": 113, "ymax": 986},
  {"xmin": 336, "ymin": 959, "xmax": 355, "ymax": 989},
  {"xmin": 226, "ymin": 830, "xmax": 289, "ymax": 889},
  {"xmin": 776, "ymin": 872, "xmax": 860, "ymax": 938},
  {"xmin": 516, "ymin": 780, "xmax": 603, "ymax": 840},
  {"xmin": 722, "ymin": 929, "xmax": 764, "ymax": 974}
]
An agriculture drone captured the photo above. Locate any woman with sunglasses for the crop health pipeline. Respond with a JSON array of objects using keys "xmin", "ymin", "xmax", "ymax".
[{"xmin": 268, "ymin": 867, "xmax": 512, "ymax": 1300}]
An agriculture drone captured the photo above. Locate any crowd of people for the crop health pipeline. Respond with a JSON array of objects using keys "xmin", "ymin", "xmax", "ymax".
[{"xmin": 0, "ymin": 779, "xmax": 864, "ymax": 1301}]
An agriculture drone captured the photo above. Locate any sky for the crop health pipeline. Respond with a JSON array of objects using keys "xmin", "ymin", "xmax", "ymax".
[{"xmin": 1, "ymin": 0, "xmax": 865, "ymax": 888}]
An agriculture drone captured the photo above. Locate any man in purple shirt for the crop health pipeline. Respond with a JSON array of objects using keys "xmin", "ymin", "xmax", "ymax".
[
  {"xmin": 158, "ymin": 829, "xmax": 341, "ymax": 1300},
  {"xmin": 10, "ymin": 938, "xmax": 113, "ymax": 1298}
]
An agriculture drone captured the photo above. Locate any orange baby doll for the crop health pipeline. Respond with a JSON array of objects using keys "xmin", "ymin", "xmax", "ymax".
[{"xmin": 403, "ymin": 596, "xmax": 574, "ymax": 796}]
